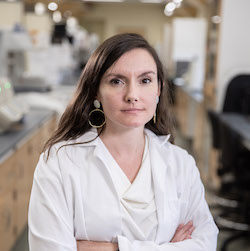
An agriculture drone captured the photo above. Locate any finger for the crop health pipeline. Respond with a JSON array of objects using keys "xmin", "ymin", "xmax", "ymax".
[
  {"xmin": 182, "ymin": 226, "xmax": 195, "ymax": 242},
  {"xmin": 171, "ymin": 222, "xmax": 194, "ymax": 243},
  {"xmin": 176, "ymin": 224, "xmax": 184, "ymax": 230},
  {"xmin": 184, "ymin": 225, "xmax": 195, "ymax": 238},
  {"xmin": 188, "ymin": 226, "xmax": 195, "ymax": 234},
  {"xmin": 186, "ymin": 235, "xmax": 192, "ymax": 239},
  {"xmin": 176, "ymin": 222, "xmax": 194, "ymax": 241},
  {"xmin": 181, "ymin": 221, "xmax": 193, "ymax": 234},
  {"xmin": 176, "ymin": 222, "xmax": 192, "ymax": 232},
  {"xmin": 176, "ymin": 221, "xmax": 192, "ymax": 236},
  {"xmin": 173, "ymin": 229, "xmax": 190, "ymax": 241},
  {"xmin": 171, "ymin": 224, "xmax": 185, "ymax": 240}
]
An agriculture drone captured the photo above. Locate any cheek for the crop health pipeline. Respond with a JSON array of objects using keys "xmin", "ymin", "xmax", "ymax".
[
  {"xmin": 145, "ymin": 93, "xmax": 159, "ymax": 116},
  {"xmin": 145, "ymin": 90, "xmax": 158, "ymax": 106},
  {"xmin": 101, "ymin": 95, "xmax": 120, "ymax": 113}
]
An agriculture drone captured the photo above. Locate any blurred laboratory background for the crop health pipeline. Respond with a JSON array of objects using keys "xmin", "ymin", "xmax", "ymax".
[{"xmin": 0, "ymin": 0, "xmax": 250, "ymax": 250}]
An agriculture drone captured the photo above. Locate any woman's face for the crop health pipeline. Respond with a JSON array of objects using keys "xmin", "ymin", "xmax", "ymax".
[{"xmin": 97, "ymin": 48, "xmax": 160, "ymax": 131}]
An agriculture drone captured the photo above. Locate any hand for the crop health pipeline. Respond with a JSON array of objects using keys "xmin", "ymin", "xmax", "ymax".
[
  {"xmin": 170, "ymin": 221, "xmax": 195, "ymax": 243},
  {"xmin": 77, "ymin": 240, "xmax": 118, "ymax": 251}
]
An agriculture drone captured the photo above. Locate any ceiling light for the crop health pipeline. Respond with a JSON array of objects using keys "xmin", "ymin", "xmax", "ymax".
[
  {"xmin": 35, "ymin": 2, "xmax": 46, "ymax": 15},
  {"xmin": 48, "ymin": 2, "xmax": 58, "ymax": 11},
  {"xmin": 211, "ymin": 15, "xmax": 222, "ymax": 24},
  {"xmin": 164, "ymin": 10, "xmax": 173, "ymax": 16},
  {"xmin": 82, "ymin": 0, "xmax": 124, "ymax": 2},
  {"xmin": 53, "ymin": 11, "xmax": 62, "ymax": 23},
  {"xmin": 165, "ymin": 2, "xmax": 176, "ymax": 12},
  {"xmin": 66, "ymin": 17, "xmax": 78, "ymax": 29},
  {"xmin": 175, "ymin": 2, "xmax": 182, "ymax": 8},
  {"xmin": 139, "ymin": 0, "xmax": 162, "ymax": 3},
  {"xmin": 173, "ymin": 0, "xmax": 182, "ymax": 4}
]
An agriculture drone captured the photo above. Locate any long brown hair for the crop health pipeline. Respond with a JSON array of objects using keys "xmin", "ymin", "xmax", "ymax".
[{"xmin": 43, "ymin": 33, "xmax": 175, "ymax": 159}]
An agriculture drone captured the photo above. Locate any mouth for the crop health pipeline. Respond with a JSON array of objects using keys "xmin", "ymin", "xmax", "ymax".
[{"xmin": 121, "ymin": 108, "xmax": 144, "ymax": 113}]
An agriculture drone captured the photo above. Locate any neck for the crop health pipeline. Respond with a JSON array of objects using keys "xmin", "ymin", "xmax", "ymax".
[{"xmin": 99, "ymin": 125, "xmax": 145, "ymax": 157}]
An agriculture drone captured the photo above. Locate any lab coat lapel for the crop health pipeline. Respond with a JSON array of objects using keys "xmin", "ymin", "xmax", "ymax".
[
  {"xmin": 72, "ymin": 134, "xmax": 122, "ymax": 241},
  {"xmin": 91, "ymin": 144, "xmax": 122, "ymax": 237},
  {"xmin": 149, "ymin": 138, "xmax": 180, "ymax": 243}
]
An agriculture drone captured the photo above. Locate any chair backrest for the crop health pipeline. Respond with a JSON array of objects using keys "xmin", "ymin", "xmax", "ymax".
[
  {"xmin": 207, "ymin": 74, "xmax": 250, "ymax": 150},
  {"xmin": 219, "ymin": 121, "xmax": 240, "ymax": 170},
  {"xmin": 223, "ymin": 75, "xmax": 250, "ymax": 114}
]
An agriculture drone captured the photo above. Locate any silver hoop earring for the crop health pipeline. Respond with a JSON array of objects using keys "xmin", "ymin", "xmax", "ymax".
[{"xmin": 88, "ymin": 100, "xmax": 106, "ymax": 128}]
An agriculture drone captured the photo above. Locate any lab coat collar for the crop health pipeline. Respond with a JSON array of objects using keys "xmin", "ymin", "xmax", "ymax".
[
  {"xmin": 144, "ymin": 129, "xmax": 171, "ymax": 147},
  {"xmin": 71, "ymin": 128, "xmax": 99, "ymax": 147},
  {"xmin": 72, "ymin": 128, "xmax": 171, "ymax": 148}
]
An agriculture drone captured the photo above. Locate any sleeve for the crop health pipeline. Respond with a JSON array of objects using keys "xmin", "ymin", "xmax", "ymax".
[
  {"xmin": 117, "ymin": 154, "xmax": 219, "ymax": 251},
  {"xmin": 28, "ymin": 151, "xmax": 77, "ymax": 251}
]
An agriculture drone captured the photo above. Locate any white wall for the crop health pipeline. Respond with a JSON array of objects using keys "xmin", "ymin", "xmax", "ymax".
[
  {"xmin": 216, "ymin": 0, "xmax": 250, "ymax": 109},
  {"xmin": 0, "ymin": 2, "xmax": 23, "ymax": 29},
  {"xmin": 24, "ymin": 13, "xmax": 52, "ymax": 33},
  {"xmin": 162, "ymin": 23, "xmax": 173, "ymax": 73},
  {"xmin": 172, "ymin": 18, "xmax": 207, "ymax": 90},
  {"xmin": 81, "ymin": 3, "xmax": 169, "ymax": 46}
]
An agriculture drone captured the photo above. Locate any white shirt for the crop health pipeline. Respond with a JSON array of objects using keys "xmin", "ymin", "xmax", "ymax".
[
  {"xmin": 99, "ymin": 135, "xmax": 158, "ymax": 241},
  {"xmin": 28, "ymin": 129, "xmax": 219, "ymax": 251}
]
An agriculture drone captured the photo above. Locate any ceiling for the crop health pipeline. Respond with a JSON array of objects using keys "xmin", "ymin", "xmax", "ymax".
[{"xmin": 24, "ymin": 0, "xmax": 213, "ymax": 20}]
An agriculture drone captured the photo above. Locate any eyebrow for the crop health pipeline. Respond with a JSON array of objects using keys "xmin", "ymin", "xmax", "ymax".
[{"xmin": 104, "ymin": 71, "xmax": 156, "ymax": 80}]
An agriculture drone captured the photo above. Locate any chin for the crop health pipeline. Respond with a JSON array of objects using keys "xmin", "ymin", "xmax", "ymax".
[
  {"xmin": 119, "ymin": 119, "xmax": 148, "ymax": 129},
  {"xmin": 107, "ymin": 116, "xmax": 152, "ymax": 130},
  {"xmin": 124, "ymin": 123, "xmax": 144, "ymax": 128}
]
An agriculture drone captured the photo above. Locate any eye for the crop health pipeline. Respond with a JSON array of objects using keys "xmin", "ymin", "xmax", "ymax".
[
  {"xmin": 110, "ymin": 78, "xmax": 123, "ymax": 85},
  {"xmin": 141, "ymin": 78, "xmax": 151, "ymax": 84}
]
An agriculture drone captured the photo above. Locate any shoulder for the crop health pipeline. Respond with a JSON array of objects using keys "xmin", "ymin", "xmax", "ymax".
[
  {"xmin": 145, "ymin": 129, "xmax": 193, "ymax": 162},
  {"xmin": 167, "ymin": 142, "xmax": 195, "ymax": 166},
  {"xmin": 165, "ymin": 142, "xmax": 200, "ymax": 185},
  {"xmin": 36, "ymin": 129, "xmax": 99, "ymax": 176},
  {"xmin": 146, "ymin": 129, "xmax": 197, "ymax": 175},
  {"xmin": 44, "ymin": 129, "xmax": 99, "ymax": 159}
]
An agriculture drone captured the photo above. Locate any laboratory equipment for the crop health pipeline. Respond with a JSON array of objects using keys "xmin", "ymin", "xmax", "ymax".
[
  {"xmin": 0, "ymin": 30, "xmax": 51, "ymax": 92},
  {"xmin": 0, "ymin": 77, "xmax": 28, "ymax": 133}
]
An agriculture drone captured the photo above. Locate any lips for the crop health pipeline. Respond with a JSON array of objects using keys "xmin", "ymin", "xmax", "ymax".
[
  {"xmin": 121, "ymin": 108, "xmax": 144, "ymax": 112},
  {"xmin": 121, "ymin": 108, "xmax": 144, "ymax": 114}
]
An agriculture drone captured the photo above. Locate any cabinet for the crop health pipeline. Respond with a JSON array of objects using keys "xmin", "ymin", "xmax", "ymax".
[{"xmin": 0, "ymin": 112, "xmax": 57, "ymax": 251}]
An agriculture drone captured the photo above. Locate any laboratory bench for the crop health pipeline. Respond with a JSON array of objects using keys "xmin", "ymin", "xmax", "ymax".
[{"xmin": 0, "ymin": 108, "xmax": 57, "ymax": 251}]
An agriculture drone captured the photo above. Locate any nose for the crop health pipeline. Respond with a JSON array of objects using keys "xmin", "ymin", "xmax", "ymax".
[
  {"xmin": 126, "ymin": 96, "xmax": 138, "ymax": 103},
  {"xmin": 125, "ymin": 82, "xmax": 139, "ymax": 103}
]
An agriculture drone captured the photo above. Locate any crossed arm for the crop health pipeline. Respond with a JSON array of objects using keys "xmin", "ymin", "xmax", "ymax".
[{"xmin": 77, "ymin": 221, "xmax": 195, "ymax": 251}]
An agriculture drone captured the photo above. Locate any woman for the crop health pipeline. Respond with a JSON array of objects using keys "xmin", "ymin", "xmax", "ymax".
[{"xmin": 28, "ymin": 33, "xmax": 218, "ymax": 251}]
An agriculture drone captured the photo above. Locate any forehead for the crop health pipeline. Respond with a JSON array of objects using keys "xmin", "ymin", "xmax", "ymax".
[{"xmin": 105, "ymin": 48, "xmax": 157, "ymax": 75}]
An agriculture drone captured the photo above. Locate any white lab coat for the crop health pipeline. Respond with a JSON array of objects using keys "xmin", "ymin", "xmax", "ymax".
[{"xmin": 28, "ymin": 129, "xmax": 218, "ymax": 251}]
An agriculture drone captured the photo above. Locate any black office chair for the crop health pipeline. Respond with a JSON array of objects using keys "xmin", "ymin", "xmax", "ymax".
[
  {"xmin": 223, "ymin": 75, "xmax": 250, "ymax": 114},
  {"xmin": 216, "ymin": 120, "xmax": 250, "ymax": 251},
  {"xmin": 208, "ymin": 74, "xmax": 250, "ymax": 160},
  {"xmin": 207, "ymin": 74, "xmax": 250, "ymax": 251},
  {"xmin": 218, "ymin": 74, "xmax": 250, "ymax": 179}
]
